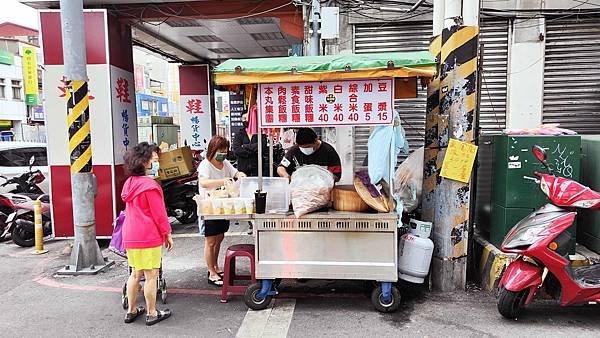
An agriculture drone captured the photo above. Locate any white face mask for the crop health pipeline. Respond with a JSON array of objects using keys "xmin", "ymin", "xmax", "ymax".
[
  {"xmin": 149, "ymin": 161, "xmax": 160, "ymax": 176},
  {"xmin": 299, "ymin": 146, "xmax": 315, "ymax": 156}
]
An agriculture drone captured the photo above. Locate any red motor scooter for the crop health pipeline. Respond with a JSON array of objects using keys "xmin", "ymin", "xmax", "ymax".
[{"xmin": 498, "ymin": 145, "xmax": 600, "ymax": 319}]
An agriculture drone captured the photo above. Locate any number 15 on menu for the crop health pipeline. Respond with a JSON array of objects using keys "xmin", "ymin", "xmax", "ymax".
[{"xmin": 258, "ymin": 78, "xmax": 394, "ymax": 127}]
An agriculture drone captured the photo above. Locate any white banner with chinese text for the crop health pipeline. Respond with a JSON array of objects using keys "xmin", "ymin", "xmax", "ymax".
[
  {"xmin": 180, "ymin": 95, "xmax": 212, "ymax": 152},
  {"xmin": 110, "ymin": 65, "xmax": 138, "ymax": 165},
  {"xmin": 258, "ymin": 78, "xmax": 394, "ymax": 127}
]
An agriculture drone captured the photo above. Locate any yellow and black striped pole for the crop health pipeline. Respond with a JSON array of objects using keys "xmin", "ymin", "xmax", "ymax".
[
  {"xmin": 422, "ymin": 35, "xmax": 442, "ymax": 225},
  {"xmin": 425, "ymin": 24, "xmax": 479, "ymax": 291},
  {"xmin": 66, "ymin": 80, "xmax": 92, "ymax": 173},
  {"xmin": 56, "ymin": 0, "xmax": 112, "ymax": 275}
]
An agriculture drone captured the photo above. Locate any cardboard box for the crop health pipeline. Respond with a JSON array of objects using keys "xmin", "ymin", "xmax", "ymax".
[{"xmin": 158, "ymin": 146, "xmax": 195, "ymax": 180}]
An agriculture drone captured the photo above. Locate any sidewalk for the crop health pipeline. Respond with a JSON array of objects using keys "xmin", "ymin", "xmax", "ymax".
[{"xmin": 1, "ymin": 222, "xmax": 600, "ymax": 338}]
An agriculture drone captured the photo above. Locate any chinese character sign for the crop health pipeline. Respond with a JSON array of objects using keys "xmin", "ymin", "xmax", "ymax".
[
  {"xmin": 110, "ymin": 66, "xmax": 137, "ymax": 165},
  {"xmin": 22, "ymin": 47, "xmax": 39, "ymax": 106},
  {"xmin": 180, "ymin": 94, "xmax": 211, "ymax": 151},
  {"xmin": 258, "ymin": 79, "xmax": 394, "ymax": 127},
  {"xmin": 115, "ymin": 77, "xmax": 131, "ymax": 103},
  {"xmin": 440, "ymin": 139, "xmax": 478, "ymax": 183}
]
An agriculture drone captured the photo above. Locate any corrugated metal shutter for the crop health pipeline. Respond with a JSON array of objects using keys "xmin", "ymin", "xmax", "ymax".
[
  {"xmin": 543, "ymin": 19, "xmax": 600, "ymax": 134},
  {"xmin": 353, "ymin": 22, "xmax": 432, "ymax": 170},
  {"xmin": 479, "ymin": 21, "xmax": 509, "ymax": 134},
  {"xmin": 352, "ymin": 21, "xmax": 509, "ymax": 170}
]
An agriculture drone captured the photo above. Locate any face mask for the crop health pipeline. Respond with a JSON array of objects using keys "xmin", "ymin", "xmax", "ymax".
[
  {"xmin": 149, "ymin": 161, "xmax": 160, "ymax": 176},
  {"xmin": 299, "ymin": 147, "xmax": 315, "ymax": 156},
  {"xmin": 215, "ymin": 152, "xmax": 227, "ymax": 162},
  {"xmin": 242, "ymin": 121, "xmax": 249, "ymax": 128}
]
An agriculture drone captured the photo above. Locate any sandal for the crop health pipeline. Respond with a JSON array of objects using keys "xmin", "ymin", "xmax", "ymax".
[
  {"xmin": 124, "ymin": 306, "xmax": 146, "ymax": 324},
  {"xmin": 146, "ymin": 309, "xmax": 172, "ymax": 326},
  {"xmin": 207, "ymin": 271, "xmax": 225, "ymax": 278},
  {"xmin": 208, "ymin": 275, "xmax": 223, "ymax": 287}
]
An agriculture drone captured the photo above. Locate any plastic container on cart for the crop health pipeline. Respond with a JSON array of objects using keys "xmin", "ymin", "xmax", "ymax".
[
  {"xmin": 211, "ymin": 199, "xmax": 224, "ymax": 215},
  {"xmin": 222, "ymin": 199, "xmax": 235, "ymax": 215},
  {"xmin": 244, "ymin": 198, "xmax": 254, "ymax": 213},
  {"xmin": 234, "ymin": 199, "xmax": 246, "ymax": 214},
  {"xmin": 200, "ymin": 199, "xmax": 213, "ymax": 215},
  {"xmin": 240, "ymin": 177, "xmax": 290, "ymax": 213}
]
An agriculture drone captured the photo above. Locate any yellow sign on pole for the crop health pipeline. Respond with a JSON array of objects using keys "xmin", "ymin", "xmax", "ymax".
[
  {"xmin": 440, "ymin": 138, "xmax": 478, "ymax": 183},
  {"xmin": 22, "ymin": 46, "xmax": 39, "ymax": 106}
]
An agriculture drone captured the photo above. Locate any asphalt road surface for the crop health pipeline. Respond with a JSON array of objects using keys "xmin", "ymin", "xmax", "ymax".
[{"xmin": 1, "ymin": 221, "xmax": 600, "ymax": 338}]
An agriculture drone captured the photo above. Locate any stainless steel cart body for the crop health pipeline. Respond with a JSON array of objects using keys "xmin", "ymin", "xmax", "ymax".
[{"xmin": 254, "ymin": 211, "xmax": 398, "ymax": 282}]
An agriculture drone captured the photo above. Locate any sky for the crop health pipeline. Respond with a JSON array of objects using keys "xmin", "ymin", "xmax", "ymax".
[{"xmin": 1, "ymin": 0, "xmax": 39, "ymax": 30}]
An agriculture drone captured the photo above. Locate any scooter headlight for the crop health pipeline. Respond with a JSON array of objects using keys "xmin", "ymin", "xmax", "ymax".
[{"xmin": 502, "ymin": 224, "xmax": 547, "ymax": 249}]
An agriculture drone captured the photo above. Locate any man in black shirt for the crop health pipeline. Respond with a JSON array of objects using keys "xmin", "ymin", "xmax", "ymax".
[
  {"xmin": 277, "ymin": 127, "xmax": 342, "ymax": 182},
  {"xmin": 231, "ymin": 113, "xmax": 267, "ymax": 176}
]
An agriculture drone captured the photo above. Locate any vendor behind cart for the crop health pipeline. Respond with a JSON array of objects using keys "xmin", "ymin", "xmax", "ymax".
[{"xmin": 277, "ymin": 127, "xmax": 342, "ymax": 182}]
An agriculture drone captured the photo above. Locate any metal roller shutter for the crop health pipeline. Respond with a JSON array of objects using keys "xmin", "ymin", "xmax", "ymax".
[
  {"xmin": 543, "ymin": 19, "xmax": 600, "ymax": 134},
  {"xmin": 352, "ymin": 21, "xmax": 509, "ymax": 170}
]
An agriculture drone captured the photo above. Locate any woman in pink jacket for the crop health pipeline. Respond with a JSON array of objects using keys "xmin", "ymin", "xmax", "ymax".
[{"xmin": 121, "ymin": 142, "xmax": 173, "ymax": 326}]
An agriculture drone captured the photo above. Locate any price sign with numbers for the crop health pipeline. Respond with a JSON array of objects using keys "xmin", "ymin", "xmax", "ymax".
[{"xmin": 258, "ymin": 79, "xmax": 394, "ymax": 127}]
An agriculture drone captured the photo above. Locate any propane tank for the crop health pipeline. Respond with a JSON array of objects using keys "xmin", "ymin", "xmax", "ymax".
[{"xmin": 398, "ymin": 219, "xmax": 434, "ymax": 283}]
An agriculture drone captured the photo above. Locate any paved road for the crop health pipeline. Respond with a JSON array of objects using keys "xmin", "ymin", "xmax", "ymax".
[{"xmin": 1, "ymin": 222, "xmax": 600, "ymax": 338}]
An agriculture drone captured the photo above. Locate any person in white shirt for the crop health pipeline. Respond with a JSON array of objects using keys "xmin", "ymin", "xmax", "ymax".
[{"xmin": 197, "ymin": 136, "xmax": 246, "ymax": 286}]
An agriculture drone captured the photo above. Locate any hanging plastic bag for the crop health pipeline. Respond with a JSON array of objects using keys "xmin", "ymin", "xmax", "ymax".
[
  {"xmin": 290, "ymin": 165, "xmax": 335, "ymax": 218},
  {"xmin": 394, "ymin": 147, "xmax": 424, "ymax": 213},
  {"xmin": 109, "ymin": 211, "xmax": 127, "ymax": 258}
]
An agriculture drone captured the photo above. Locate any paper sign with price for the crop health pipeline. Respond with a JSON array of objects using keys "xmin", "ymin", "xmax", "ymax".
[
  {"xmin": 258, "ymin": 79, "xmax": 394, "ymax": 127},
  {"xmin": 440, "ymin": 139, "xmax": 478, "ymax": 183}
]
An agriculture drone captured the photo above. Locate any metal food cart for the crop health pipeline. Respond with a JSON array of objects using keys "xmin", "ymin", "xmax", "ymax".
[{"xmin": 208, "ymin": 52, "xmax": 435, "ymax": 312}]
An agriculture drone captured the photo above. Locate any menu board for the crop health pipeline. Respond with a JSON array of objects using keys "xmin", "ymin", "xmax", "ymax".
[{"xmin": 258, "ymin": 79, "xmax": 394, "ymax": 127}]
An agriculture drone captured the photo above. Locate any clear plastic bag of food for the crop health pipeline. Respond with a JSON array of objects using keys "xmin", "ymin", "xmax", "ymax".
[
  {"xmin": 394, "ymin": 147, "xmax": 424, "ymax": 213},
  {"xmin": 290, "ymin": 165, "xmax": 335, "ymax": 218}
]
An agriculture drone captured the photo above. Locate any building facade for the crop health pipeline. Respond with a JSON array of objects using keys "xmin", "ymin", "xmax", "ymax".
[{"xmin": 0, "ymin": 22, "xmax": 44, "ymax": 142}]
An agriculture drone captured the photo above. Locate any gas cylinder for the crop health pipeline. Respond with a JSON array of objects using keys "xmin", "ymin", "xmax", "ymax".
[{"xmin": 398, "ymin": 219, "xmax": 434, "ymax": 283}]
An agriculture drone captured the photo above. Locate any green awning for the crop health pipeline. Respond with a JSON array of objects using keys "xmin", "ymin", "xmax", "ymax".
[{"xmin": 214, "ymin": 51, "xmax": 436, "ymax": 85}]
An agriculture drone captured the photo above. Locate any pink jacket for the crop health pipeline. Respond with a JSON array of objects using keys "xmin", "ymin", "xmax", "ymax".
[{"xmin": 121, "ymin": 176, "xmax": 171, "ymax": 249}]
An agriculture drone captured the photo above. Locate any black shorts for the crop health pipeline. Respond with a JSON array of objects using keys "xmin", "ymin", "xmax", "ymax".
[{"xmin": 204, "ymin": 220, "xmax": 230, "ymax": 237}]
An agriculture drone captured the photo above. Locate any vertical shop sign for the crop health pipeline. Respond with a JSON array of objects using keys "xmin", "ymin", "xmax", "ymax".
[
  {"xmin": 179, "ymin": 65, "xmax": 212, "ymax": 153},
  {"xmin": 22, "ymin": 47, "xmax": 39, "ymax": 106},
  {"xmin": 110, "ymin": 66, "xmax": 137, "ymax": 162},
  {"xmin": 229, "ymin": 91, "xmax": 245, "ymax": 141}
]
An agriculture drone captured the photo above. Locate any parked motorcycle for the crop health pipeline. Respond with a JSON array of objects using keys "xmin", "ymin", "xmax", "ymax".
[
  {"xmin": 0, "ymin": 156, "xmax": 52, "ymax": 246},
  {"xmin": 2, "ymin": 194, "xmax": 52, "ymax": 247},
  {"xmin": 498, "ymin": 145, "xmax": 600, "ymax": 319},
  {"xmin": 161, "ymin": 172, "xmax": 198, "ymax": 224}
]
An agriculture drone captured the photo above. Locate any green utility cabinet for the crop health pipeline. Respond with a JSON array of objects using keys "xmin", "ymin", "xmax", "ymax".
[
  {"xmin": 577, "ymin": 136, "xmax": 600, "ymax": 254},
  {"xmin": 475, "ymin": 135, "xmax": 581, "ymax": 250}
]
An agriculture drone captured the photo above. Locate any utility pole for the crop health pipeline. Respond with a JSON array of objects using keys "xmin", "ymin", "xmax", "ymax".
[
  {"xmin": 423, "ymin": 0, "xmax": 480, "ymax": 291},
  {"xmin": 309, "ymin": 0, "xmax": 321, "ymax": 56},
  {"xmin": 57, "ymin": 0, "xmax": 113, "ymax": 275}
]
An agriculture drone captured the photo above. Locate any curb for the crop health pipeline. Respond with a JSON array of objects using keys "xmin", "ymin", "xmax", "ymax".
[{"xmin": 474, "ymin": 233, "xmax": 512, "ymax": 292}]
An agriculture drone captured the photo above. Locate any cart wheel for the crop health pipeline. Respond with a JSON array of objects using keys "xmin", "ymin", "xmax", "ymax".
[
  {"xmin": 121, "ymin": 284, "xmax": 128, "ymax": 310},
  {"xmin": 161, "ymin": 280, "xmax": 168, "ymax": 304},
  {"xmin": 244, "ymin": 283, "xmax": 273, "ymax": 311},
  {"xmin": 371, "ymin": 286, "xmax": 400, "ymax": 313}
]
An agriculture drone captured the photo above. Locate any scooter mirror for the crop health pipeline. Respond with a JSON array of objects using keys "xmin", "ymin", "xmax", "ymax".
[
  {"xmin": 532, "ymin": 145, "xmax": 547, "ymax": 164},
  {"xmin": 29, "ymin": 155, "xmax": 35, "ymax": 166}
]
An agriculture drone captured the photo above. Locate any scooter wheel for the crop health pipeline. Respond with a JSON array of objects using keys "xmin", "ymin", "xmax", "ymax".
[
  {"xmin": 244, "ymin": 283, "xmax": 273, "ymax": 311},
  {"xmin": 11, "ymin": 224, "xmax": 34, "ymax": 247},
  {"xmin": 498, "ymin": 287, "xmax": 529, "ymax": 319}
]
